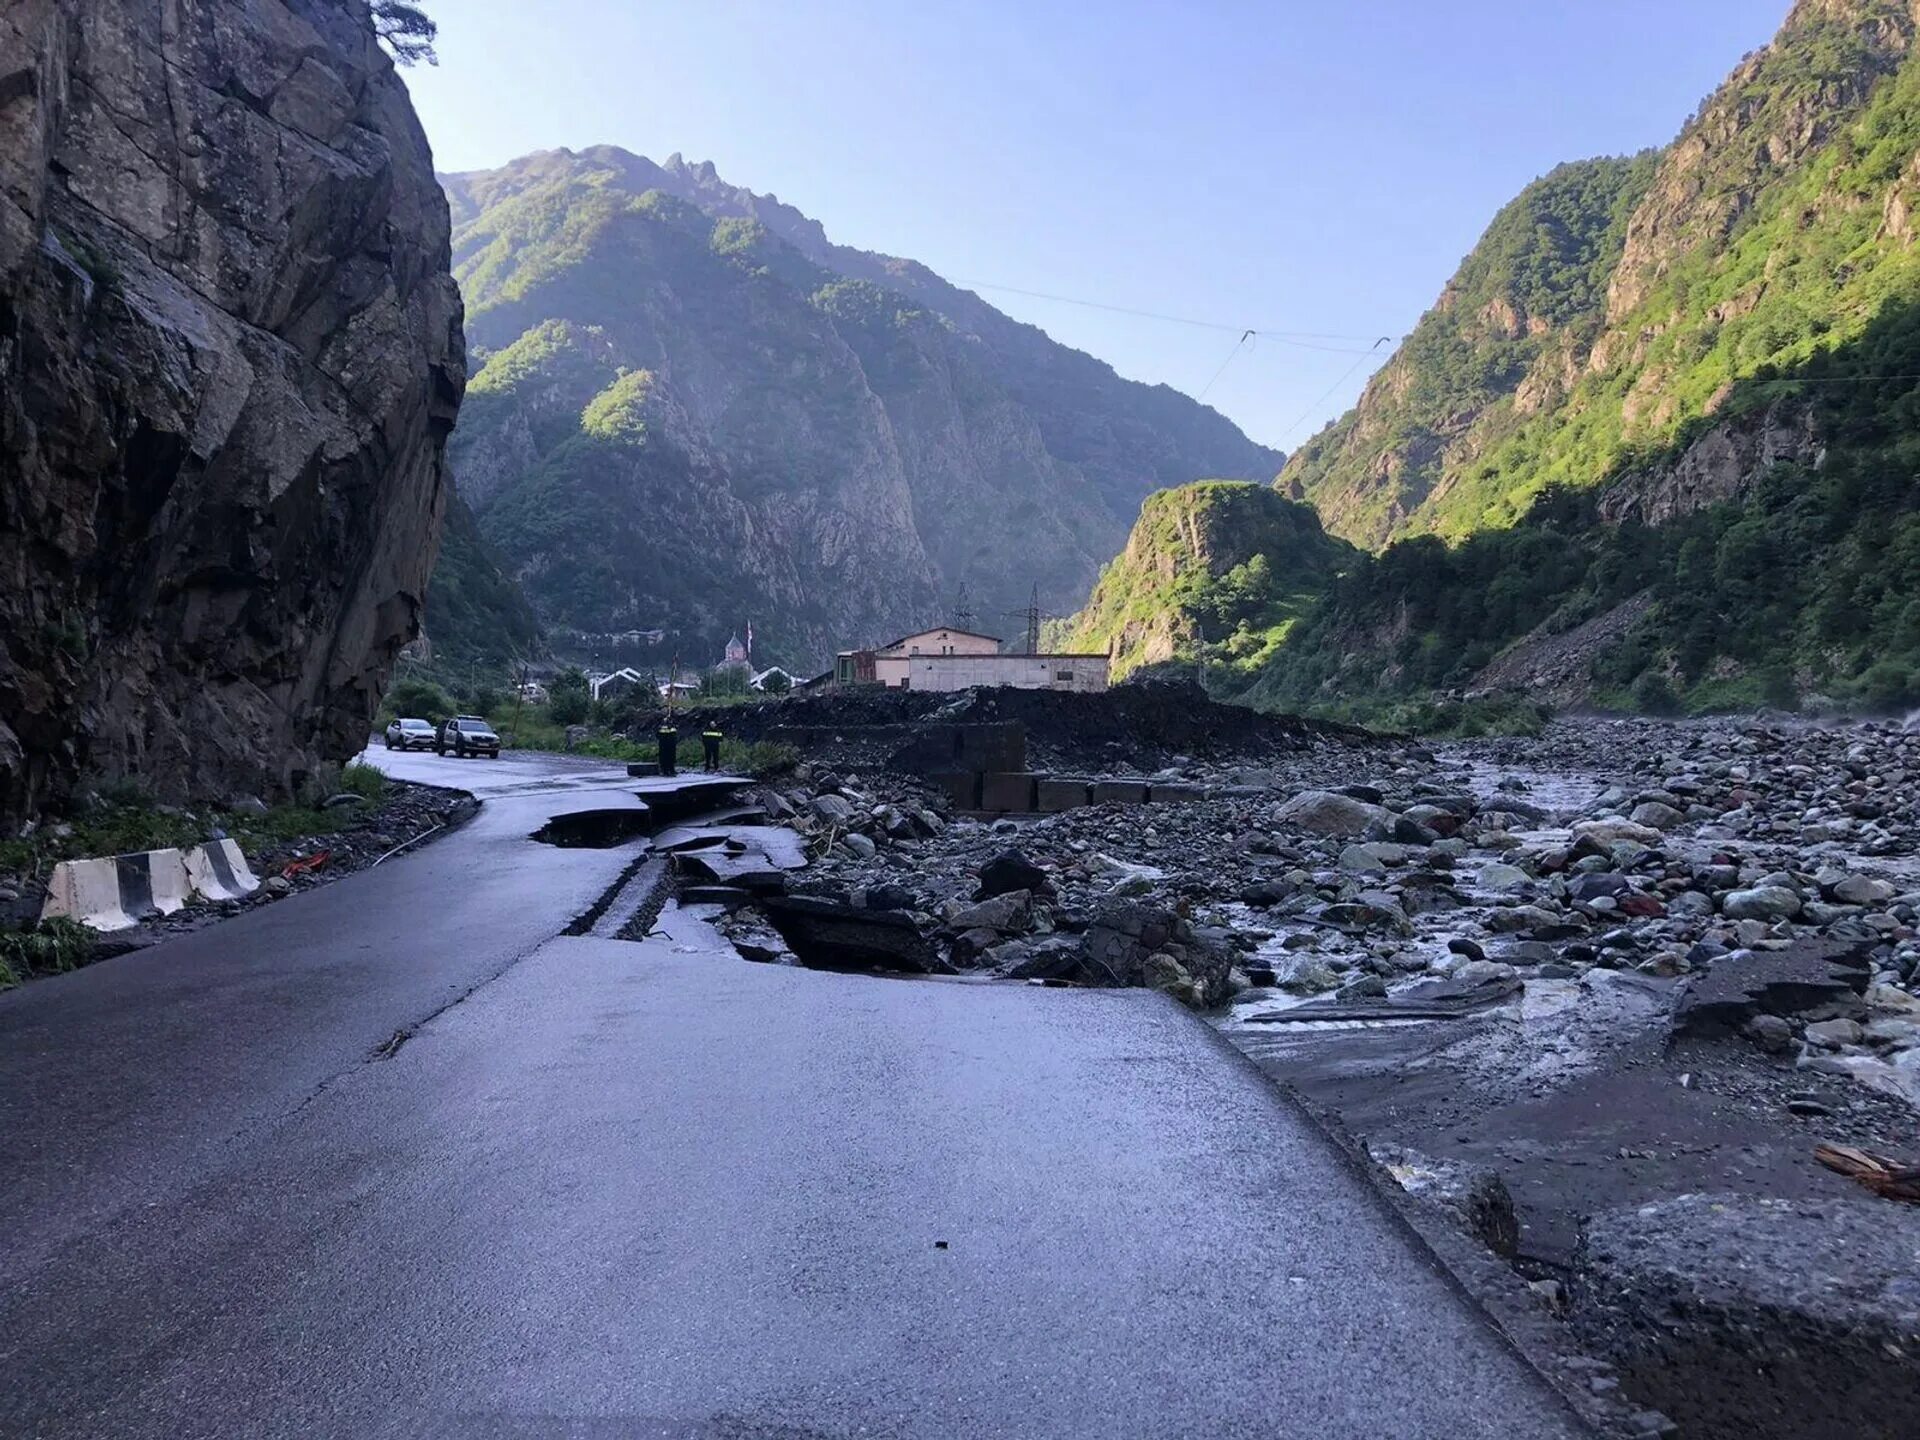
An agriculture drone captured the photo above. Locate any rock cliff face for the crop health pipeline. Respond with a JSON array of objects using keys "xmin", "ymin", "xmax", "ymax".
[
  {"xmin": 0, "ymin": 0, "xmax": 464, "ymax": 822},
  {"xmin": 439, "ymin": 147, "xmax": 1281, "ymax": 669},
  {"xmin": 1279, "ymin": 155, "xmax": 1659, "ymax": 549}
]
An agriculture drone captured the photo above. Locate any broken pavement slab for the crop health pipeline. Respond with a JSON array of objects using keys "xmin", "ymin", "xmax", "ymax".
[
  {"xmin": 759, "ymin": 894, "xmax": 944, "ymax": 974},
  {"xmin": 1574, "ymin": 1191, "xmax": 1920, "ymax": 1440},
  {"xmin": 1671, "ymin": 938, "xmax": 1874, "ymax": 1038}
]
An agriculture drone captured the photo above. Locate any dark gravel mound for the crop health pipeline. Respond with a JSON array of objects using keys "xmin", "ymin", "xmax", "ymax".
[
  {"xmin": 672, "ymin": 681, "xmax": 1373, "ymax": 769},
  {"xmin": 948, "ymin": 680, "xmax": 1372, "ymax": 765}
]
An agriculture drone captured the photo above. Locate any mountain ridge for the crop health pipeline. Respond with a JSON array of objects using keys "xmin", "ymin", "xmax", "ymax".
[
  {"xmin": 1282, "ymin": 0, "xmax": 1920, "ymax": 552},
  {"xmin": 1099, "ymin": 0, "xmax": 1920, "ymax": 717},
  {"xmin": 428, "ymin": 145, "xmax": 1281, "ymax": 668}
]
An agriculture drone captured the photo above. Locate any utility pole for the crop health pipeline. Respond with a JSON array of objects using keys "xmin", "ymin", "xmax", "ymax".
[{"xmin": 1003, "ymin": 584, "xmax": 1050, "ymax": 655}]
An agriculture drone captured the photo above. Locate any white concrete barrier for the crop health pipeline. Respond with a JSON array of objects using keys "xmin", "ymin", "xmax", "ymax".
[
  {"xmin": 184, "ymin": 839, "xmax": 259, "ymax": 901},
  {"xmin": 147, "ymin": 848, "xmax": 192, "ymax": 916},
  {"xmin": 42, "ymin": 840, "xmax": 260, "ymax": 932},
  {"xmin": 41, "ymin": 857, "xmax": 138, "ymax": 931}
]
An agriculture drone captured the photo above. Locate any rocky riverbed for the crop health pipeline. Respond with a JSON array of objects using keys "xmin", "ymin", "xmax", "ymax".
[{"xmin": 700, "ymin": 711, "xmax": 1920, "ymax": 1440}]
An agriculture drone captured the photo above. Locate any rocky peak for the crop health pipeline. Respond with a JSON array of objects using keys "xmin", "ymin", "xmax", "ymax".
[{"xmin": 1607, "ymin": 0, "xmax": 1914, "ymax": 320}]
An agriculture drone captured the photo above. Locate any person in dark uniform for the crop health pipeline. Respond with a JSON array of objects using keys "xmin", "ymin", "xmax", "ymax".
[
  {"xmin": 701, "ymin": 724, "xmax": 724, "ymax": 772},
  {"xmin": 656, "ymin": 722, "xmax": 678, "ymax": 777}
]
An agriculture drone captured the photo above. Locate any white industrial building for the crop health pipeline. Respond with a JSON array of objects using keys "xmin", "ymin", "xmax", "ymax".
[
  {"xmin": 906, "ymin": 651, "xmax": 1109, "ymax": 692},
  {"xmin": 832, "ymin": 627, "xmax": 1109, "ymax": 692}
]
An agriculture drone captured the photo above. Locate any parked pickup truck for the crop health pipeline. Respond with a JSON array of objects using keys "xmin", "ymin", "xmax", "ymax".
[{"xmin": 435, "ymin": 715, "xmax": 502, "ymax": 758}]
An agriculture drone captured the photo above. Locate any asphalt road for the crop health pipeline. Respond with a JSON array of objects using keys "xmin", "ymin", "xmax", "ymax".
[{"xmin": 0, "ymin": 749, "xmax": 1585, "ymax": 1437}]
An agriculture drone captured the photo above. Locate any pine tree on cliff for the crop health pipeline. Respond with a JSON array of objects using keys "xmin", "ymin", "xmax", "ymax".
[{"xmin": 371, "ymin": 1, "xmax": 437, "ymax": 65}]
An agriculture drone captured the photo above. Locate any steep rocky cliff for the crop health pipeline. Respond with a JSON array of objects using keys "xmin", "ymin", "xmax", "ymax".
[
  {"xmin": 1235, "ymin": 0, "xmax": 1920, "ymax": 715},
  {"xmin": 438, "ymin": 147, "xmax": 1282, "ymax": 669},
  {"xmin": 1282, "ymin": 0, "xmax": 1920, "ymax": 550},
  {"xmin": 0, "ymin": 0, "xmax": 464, "ymax": 821},
  {"xmin": 1279, "ymin": 154, "xmax": 1658, "ymax": 548},
  {"xmin": 1061, "ymin": 481, "xmax": 1353, "ymax": 684}
]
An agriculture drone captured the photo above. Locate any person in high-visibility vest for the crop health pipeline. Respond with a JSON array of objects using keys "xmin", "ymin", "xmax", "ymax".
[
  {"xmin": 656, "ymin": 723, "xmax": 678, "ymax": 777},
  {"xmin": 701, "ymin": 724, "xmax": 724, "ymax": 772}
]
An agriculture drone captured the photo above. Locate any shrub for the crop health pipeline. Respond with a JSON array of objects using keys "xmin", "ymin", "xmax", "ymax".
[
  {"xmin": 0, "ymin": 916, "xmax": 95, "ymax": 988},
  {"xmin": 1858, "ymin": 660, "xmax": 1919, "ymax": 712},
  {"xmin": 386, "ymin": 677, "xmax": 454, "ymax": 721},
  {"xmin": 1630, "ymin": 671, "xmax": 1682, "ymax": 715},
  {"xmin": 340, "ymin": 761, "xmax": 389, "ymax": 803}
]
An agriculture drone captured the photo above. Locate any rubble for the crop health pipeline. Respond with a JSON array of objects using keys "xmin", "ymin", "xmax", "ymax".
[{"xmin": 709, "ymin": 704, "xmax": 1920, "ymax": 1436}]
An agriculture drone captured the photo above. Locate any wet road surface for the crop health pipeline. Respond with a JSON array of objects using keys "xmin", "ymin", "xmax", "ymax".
[{"xmin": 0, "ymin": 748, "xmax": 1586, "ymax": 1437}]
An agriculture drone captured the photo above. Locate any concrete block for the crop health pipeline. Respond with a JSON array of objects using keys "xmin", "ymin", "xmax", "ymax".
[
  {"xmin": 885, "ymin": 724, "xmax": 963, "ymax": 773},
  {"xmin": 146, "ymin": 849, "xmax": 192, "ymax": 915},
  {"xmin": 185, "ymin": 838, "xmax": 259, "ymax": 901},
  {"xmin": 1036, "ymin": 777, "xmax": 1093, "ymax": 812},
  {"xmin": 957, "ymin": 723, "xmax": 1027, "ymax": 775},
  {"xmin": 1091, "ymin": 779, "xmax": 1150, "ymax": 806},
  {"xmin": 41, "ymin": 857, "xmax": 136, "ymax": 931},
  {"xmin": 929, "ymin": 771, "xmax": 982, "ymax": 811},
  {"xmin": 1148, "ymin": 783, "xmax": 1206, "ymax": 804},
  {"xmin": 981, "ymin": 771, "xmax": 1039, "ymax": 813}
]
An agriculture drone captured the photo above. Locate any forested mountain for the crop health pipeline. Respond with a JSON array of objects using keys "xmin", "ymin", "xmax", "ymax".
[
  {"xmin": 429, "ymin": 147, "xmax": 1281, "ymax": 668},
  {"xmin": 1112, "ymin": 0, "xmax": 1920, "ymax": 717},
  {"xmin": 1286, "ymin": 0, "xmax": 1920, "ymax": 552},
  {"xmin": 1060, "ymin": 482, "xmax": 1353, "ymax": 681},
  {"xmin": 1278, "ymin": 154, "xmax": 1659, "ymax": 548}
]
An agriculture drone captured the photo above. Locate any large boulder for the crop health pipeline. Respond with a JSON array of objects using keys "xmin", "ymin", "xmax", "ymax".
[
  {"xmin": 1076, "ymin": 900, "xmax": 1234, "ymax": 1007},
  {"xmin": 1722, "ymin": 885, "xmax": 1803, "ymax": 921},
  {"xmin": 1272, "ymin": 788, "xmax": 1390, "ymax": 838},
  {"xmin": 975, "ymin": 849, "xmax": 1051, "ymax": 900},
  {"xmin": 0, "ymin": 0, "xmax": 464, "ymax": 823}
]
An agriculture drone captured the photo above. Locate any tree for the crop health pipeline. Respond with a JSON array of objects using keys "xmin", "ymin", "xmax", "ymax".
[
  {"xmin": 371, "ymin": 1, "xmax": 438, "ymax": 66},
  {"xmin": 548, "ymin": 665, "xmax": 590, "ymax": 725},
  {"xmin": 1631, "ymin": 670, "xmax": 1682, "ymax": 716},
  {"xmin": 386, "ymin": 677, "xmax": 453, "ymax": 721},
  {"xmin": 759, "ymin": 669, "xmax": 793, "ymax": 695}
]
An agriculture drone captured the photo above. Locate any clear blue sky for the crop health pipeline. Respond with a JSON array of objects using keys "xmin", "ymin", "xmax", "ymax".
[{"xmin": 405, "ymin": 0, "xmax": 1786, "ymax": 453}]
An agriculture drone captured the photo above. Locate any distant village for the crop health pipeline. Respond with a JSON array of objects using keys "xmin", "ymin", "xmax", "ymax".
[{"xmin": 557, "ymin": 619, "xmax": 1112, "ymax": 705}]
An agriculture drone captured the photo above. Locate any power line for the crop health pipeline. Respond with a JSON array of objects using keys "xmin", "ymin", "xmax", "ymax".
[
  {"xmin": 1196, "ymin": 329, "xmax": 1255, "ymax": 403},
  {"xmin": 1279, "ymin": 337, "xmax": 1393, "ymax": 442},
  {"xmin": 950, "ymin": 277, "xmax": 1398, "ymax": 352}
]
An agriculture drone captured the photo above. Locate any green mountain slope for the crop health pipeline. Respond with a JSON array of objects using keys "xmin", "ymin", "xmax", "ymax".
[
  {"xmin": 1286, "ymin": 0, "xmax": 1920, "ymax": 551},
  {"xmin": 436, "ymin": 148, "xmax": 1282, "ymax": 669},
  {"xmin": 422, "ymin": 490, "xmax": 543, "ymax": 666},
  {"xmin": 1061, "ymin": 481, "xmax": 1355, "ymax": 684},
  {"xmin": 1280, "ymin": 154, "xmax": 1658, "ymax": 548},
  {"xmin": 1236, "ymin": 0, "xmax": 1920, "ymax": 715}
]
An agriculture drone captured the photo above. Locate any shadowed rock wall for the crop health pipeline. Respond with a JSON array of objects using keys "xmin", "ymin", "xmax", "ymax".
[{"xmin": 0, "ymin": 0, "xmax": 463, "ymax": 821}]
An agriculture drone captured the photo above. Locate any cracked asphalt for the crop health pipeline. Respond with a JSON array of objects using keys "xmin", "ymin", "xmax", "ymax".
[{"xmin": 0, "ymin": 748, "xmax": 1587, "ymax": 1438}]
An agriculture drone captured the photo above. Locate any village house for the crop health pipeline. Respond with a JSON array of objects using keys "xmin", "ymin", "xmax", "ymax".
[
  {"xmin": 750, "ymin": 665, "xmax": 798, "ymax": 691},
  {"xmin": 588, "ymin": 667, "xmax": 647, "ymax": 701}
]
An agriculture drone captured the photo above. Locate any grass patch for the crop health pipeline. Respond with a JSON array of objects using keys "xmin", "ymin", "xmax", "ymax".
[
  {"xmin": 1298, "ymin": 692, "xmax": 1554, "ymax": 739},
  {"xmin": 339, "ymin": 761, "xmax": 389, "ymax": 803},
  {"xmin": 0, "ymin": 917, "xmax": 96, "ymax": 990},
  {"xmin": 0, "ymin": 796, "xmax": 365, "ymax": 884}
]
